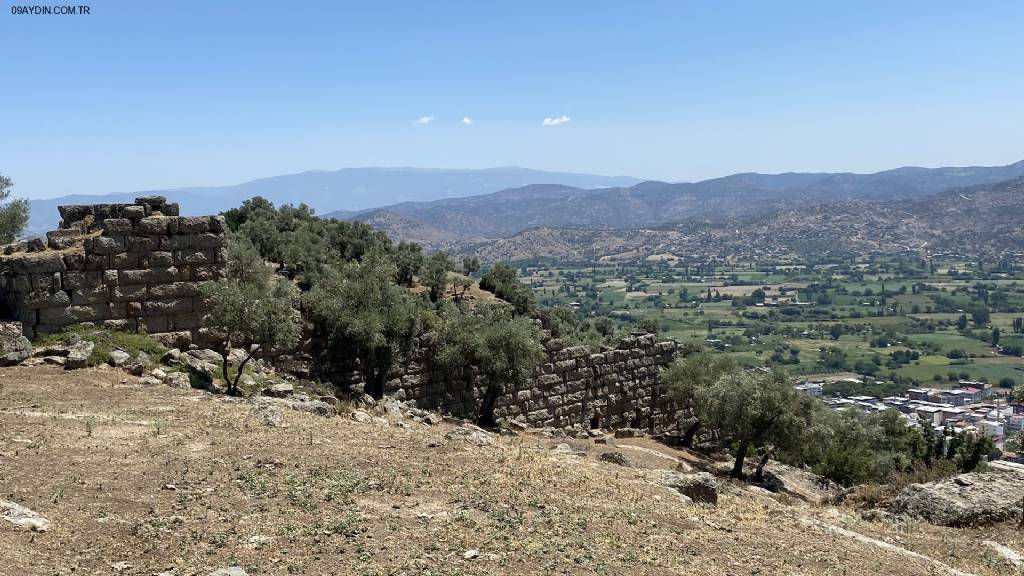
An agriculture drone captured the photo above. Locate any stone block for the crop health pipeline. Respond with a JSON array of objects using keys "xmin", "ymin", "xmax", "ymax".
[
  {"xmin": 61, "ymin": 271, "xmax": 102, "ymax": 289},
  {"xmin": 103, "ymin": 270, "xmax": 118, "ymax": 286},
  {"xmin": 147, "ymin": 282, "xmax": 201, "ymax": 299},
  {"xmin": 161, "ymin": 235, "xmax": 190, "ymax": 251},
  {"xmin": 173, "ymin": 249, "xmax": 214, "ymax": 266},
  {"xmin": 110, "ymin": 285, "xmax": 147, "ymax": 302},
  {"xmin": 126, "ymin": 301, "xmax": 142, "ymax": 317},
  {"xmin": 31, "ymin": 273, "xmax": 54, "ymax": 291},
  {"xmin": 87, "ymin": 236, "xmax": 124, "ymax": 256},
  {"xmin": 84, "ymin": 254, "xmax": 107, "ymax": 271},
  {"xmin": 138, "ymin": 316, "xmax": 168, "ymax": 333},
  {"xmin": 125, "ymin": 236, "xmax": 158, "ymax": 253},
  {"xmin": 110, "ymin": 252, "xmax": 139, "ymax": 269},
  {"xmin": 192, "ymin": 233, "xmax": 224, "ymax": 249},
  {"xmin": 147, "ymin": 251, "xmax": 173, "ymax": 267},
  {"xmin": 62, "ymin": 253, "xmax": 86, "ymax": 271},
  {"xmin": 119, "ymin": 267, "xmax": 178, "ymax": 285},
  {"xmin": 71, "ymin": 286, "xmax": 109, "ymax": 305},
  {"xmin": 23, "ymin": 253, "xmax": 67, "ymax": 273},
  {"xmin": 123, "ymin": 205, "xmax": 145, "ymax": 220},
  {"xmin": 191, "ymin": 266, "xmax": 222, "ymax": 281},
  {"xmin": 209, "ymin": 216, "xmax": 226, "ymax": 233},
  {"xmin": 162, "ymin": 203, "xmax": 180, "ymax": 217},
  {"xmin": 177, "ymin": 217, "xmax": 209, "ymax": 234},
  {"xmin": 102, "ymin": 219, "xmax": 133, "ymax": 236},
  {"xmin": 23, "ymin": 289, "xmax": 71, "ymax": 309},
  {"xmin": 134, "ymin": 217, "xmax": 168, "ymax": 235},
  {"xmin": 143, "ymin": 298, "xmax": 192, "ymax": 316}
]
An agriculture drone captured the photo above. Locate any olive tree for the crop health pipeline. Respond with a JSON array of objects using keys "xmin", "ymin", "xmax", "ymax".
[
  {"xmin": 303, "ymin": 252, "xmax": 421, "ymax": 399},
  {"xmin": 0, "ymin": 174, "xmax": 29, "ymax": 244},
  {"xmin": 663, "ymin": 349, "xmax": 738, "ymax": 447},
  {"xmin": 434, "ymin": 303, "xmax": 544, "ymax": 425},
  {"xmin": 422, "ymin": 252, "xmax": 454, "ymax": 302},
  {"xmin": 201, "ymin": 236, "xmax": 302, "ymax": 395},
  {"xmin": 692, "ymin": 368, "xmax": 812, "ymax": 478}
]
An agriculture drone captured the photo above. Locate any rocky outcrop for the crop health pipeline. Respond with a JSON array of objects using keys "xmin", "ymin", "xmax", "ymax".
[
  {"xmin": 890, "ymin": 468, "xmax": 1024, "ymax": 526},
  {"xmin": 0, "ymin": 322, "xmax": 31, "ymax": 366},
  {"xmin": 657, "ymin": 471, "xmax": 718, "ymax": 505}
]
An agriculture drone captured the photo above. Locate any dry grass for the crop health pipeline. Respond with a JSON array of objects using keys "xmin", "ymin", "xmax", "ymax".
[{"xmin": 1, "ymin": 365, "xmax": 1022, "ymax": 575}]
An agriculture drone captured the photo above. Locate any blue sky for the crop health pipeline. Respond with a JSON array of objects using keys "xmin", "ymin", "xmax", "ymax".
[{"xmin": 2, "ymin": 0, "xmax": 1023, "ymax": 199}]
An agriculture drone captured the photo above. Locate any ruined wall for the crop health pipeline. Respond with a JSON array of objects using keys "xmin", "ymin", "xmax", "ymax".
[
  {"xmin": 0, "ymin": 196, "xmax": 225, "ymax": 346},
  {"xmin": 377, "ymin": 334, "xmax": 681, "ymax": 432}
]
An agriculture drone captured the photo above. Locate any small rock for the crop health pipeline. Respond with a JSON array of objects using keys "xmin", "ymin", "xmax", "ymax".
[
  {"xmin": 1, "ymin": 500, "xmax": 51, "ymax": 532},
  {"xmin": 463, "ymin": 549, "xmax": 480, "ymax": 560},
  {"xmin": 208, "ymin": 569, "xmax": 248, "ymax": 576},
  {"xmin": 263, "ymin": 382, "xmax": 294, "ymax": 398},
  {"xmin": 351, "ymin": 410, "xmax": 373, "ymax": 423},
  {"xmin": 140, "ymin": 376, "xmax": 163, "ymax": 386},
  {"xmin": 658, "ymin": 471, "xmax": 718, "ymax": 505},
  {"xmin": 165, "ymin": 372, "xmax": 191, "ymax": 389},
  {"xmin": 161, "ymin": 348, "xmax": 182, "ymax": 366},
  {"xmin": 150, "ymin": 368, "xmax": 167, "ymax": 380},
  {"xmin": 423, "ymin": 413, "xmax": 442, "ymax": 426},
  {"xmin": 613, "ymin": 427, "xmax": 644, "ymax": 439},
  {"xmin": 108, "ymin": 349, "xmax": 130, "ymax": 366},
  {"xmin": 598, "ymin": 451, "xmax": 631, "ymax": 467},
  {"xmin": 0, "ymin": 322, "xmax": 31, "ymax": 367},
  {"xmin": 43, "ymin": 356, "xmax": 66, "ymax": 366}
]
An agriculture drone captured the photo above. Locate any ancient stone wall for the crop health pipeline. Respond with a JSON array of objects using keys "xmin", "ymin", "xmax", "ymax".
[
  {"xmin": 0, "ymin": 196, "xmax": 225, "ymax": 346},
  {"xmin": 377, "ymin": 333, "xmax": 681, "ymax": 433}
]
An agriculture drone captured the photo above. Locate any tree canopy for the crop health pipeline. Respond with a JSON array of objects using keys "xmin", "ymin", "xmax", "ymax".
[{"xmin": 0, "ymin": 174, "xmax": 29, "ymax": 244}]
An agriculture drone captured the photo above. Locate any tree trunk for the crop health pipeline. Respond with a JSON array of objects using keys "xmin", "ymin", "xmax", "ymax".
[
  {"xmin": 682, "ymin": 420, "xmax": 700, "ymax": 448},
  {"xmin": 231, "ymin": 346, "xmax": 260, "ymax": 396},
  {"xmin": 477, "ymin": 384, "xmax": 500, "ymax": 427},
  {"xmin": 754, "ymin": 447, "xmax": 774, "ymax": 482},
  {"xmin": 220, "ymin": 350, "xmax": 234, "ymax": 396},
  {"xmin": 731, "ymin": 439, "xmax": 750, "ymax": 479}
]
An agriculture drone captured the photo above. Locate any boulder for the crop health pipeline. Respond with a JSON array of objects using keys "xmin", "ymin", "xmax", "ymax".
[
  {"xmin": 0, "ymin": 323, "xmax": 31, "ymax": 367},
  {"xmin": 657, "ymin": 471, "xmax": 718, "ymax": 505},
  {"xmin": 889, "ymin": 469, "xmax": 1024, "ymax": 527},
  {"xmin": 183, "ymin": 354, "xmax": 216, "ymax": 388},
  {"xmin": 1, "ymin": 499, "xmax": 50, "ymax": 532},
  {"xmin": 165, "ymin": 372, "xmax": 191, "ymax": 389}
]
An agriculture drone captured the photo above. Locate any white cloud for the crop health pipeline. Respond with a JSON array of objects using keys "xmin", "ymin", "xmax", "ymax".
[
  {"xmin": 413, "ymin": 116, "xmax": 434, "ymax": 125},
  {"xmin": 462, "ymin": 116, "xmax": 473, "ymax": 125},
  {"xmin": 542, "ymin": 115, "xmax": 571, "ymax": 126}
]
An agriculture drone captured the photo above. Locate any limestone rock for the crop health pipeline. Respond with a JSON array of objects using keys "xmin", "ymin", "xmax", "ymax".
[
  {"xmin": 890, "ymin": 468, "xmax": 1024, "ymax": 527},
  {"xmin": 165, "ymin": 372, "xmax": 191, "ymax": 389},
  {"xmin": 65, "ymin": 340, "xmax": 95, "ymax": 370},
  {"xmin": 0, "ymin": 322, "xmax": 31, "ymax": 367},
  {"xmin": 1, "ymin": 500, "xmax": 50, "ymax": 532},
  {"xmin": 658, "ymin": 471, "xmax": 718, "ymax": 505},
  {"xmin": 108, "ymin": 349, "xmax": 130, "ymax": 366},
  {"xmin": 208, "ymin": 569, "xmax": 248, "ymax": 576},
  {"xmin": 263, "ymin": 382, "xmax": 294, "ymax": 398},
  {"xmin": 598, "ymin": 451, "xmax": 631, "ymax": 467}
]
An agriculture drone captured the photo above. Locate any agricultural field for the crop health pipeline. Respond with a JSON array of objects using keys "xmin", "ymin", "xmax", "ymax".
[{"xmin": 522, "ymin": 255, "xmax": 1024, "ymax": 397}]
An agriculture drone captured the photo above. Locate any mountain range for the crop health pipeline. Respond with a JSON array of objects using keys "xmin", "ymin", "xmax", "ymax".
[
  {"xmin": 25, "ymin": 167, "xmax": 642, "ymax": 234},
  {"xmin": 329, "ymin": 160, "xmax": 1024, "ymax": 248}
]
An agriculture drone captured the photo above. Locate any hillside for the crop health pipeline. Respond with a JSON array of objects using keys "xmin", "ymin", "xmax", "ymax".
[
  {"xmin": 342, "ymin": 161, "xmax": 1024, "ymax": 242},
  {"xmin": 3, "ymin": 365, "xmax": 1022, "ymax": 575},
  {"xmin": 461, "ymin": 177, "xmax": 1024, "ymax": 261}
]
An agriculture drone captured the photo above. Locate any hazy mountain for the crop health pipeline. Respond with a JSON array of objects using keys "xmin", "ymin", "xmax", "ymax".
[
  {"xmin": 335, "ymin": 160, "xmax": 1024, "ymax": 241},
  {"xmin": 25, "ymin": 167, "xmax": 642, "ymax": 234}
]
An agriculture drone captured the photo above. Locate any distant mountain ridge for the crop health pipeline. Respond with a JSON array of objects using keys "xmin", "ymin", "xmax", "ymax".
[
  {"xmin": 25, "ymin": 166, "xmax": 642, "ymax": 234},
  {"xmin": 462, "ymin": 176, "xmax": 1024, "ymax": 261},
  {"xmin": 329, "ymin": 160, "xmax": 1024, "ymax": 241}
]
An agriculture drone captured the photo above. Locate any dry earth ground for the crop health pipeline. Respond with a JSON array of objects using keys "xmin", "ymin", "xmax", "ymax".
[{"xmin": 1, "ymin": 365, "xmax": 1022, "ymax": 576}]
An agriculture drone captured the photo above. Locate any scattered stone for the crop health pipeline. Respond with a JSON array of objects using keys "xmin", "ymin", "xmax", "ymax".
[
  {"xmin": 983, "ymin": 540, "xmax": 1023, "ymax": 568},
  {"xmin": 208, "ymin": 569, "xmax": 248, "ymax": 576},
  {"xmin": 613, "ymin": 427, "xmax": 644, "ymax": 439},
  {"xmin": 108, "ymin": 349, "xmax": 130, "ymax": 367},
  {"xmin": 598, "ymin": 451, "xmax": 631, "ymax": 467},
  {"xmin": 0, "ymin": 323, "xmax": 32, "ymax": 367},
  {"xmin": 161, "ymin": 348, "xmax": 183, "ymax": 366},
  {"xmin": 423, "ymin": 413, "xmax": 442, "ymax": 426},
  {"xmin": 252, "ymin": 403, "xmax": 285, "ymax": 427},
  {"xmin": 65, "ymin": 340, "xmax": 95, "ymax": 370},
  {"xmin": 657, "ymin": 471, "xmax": 718, "ymax": 505},
  {"xmin": 183, "ymin": 354, "xmax": 216, "ymax": 389},
  {"xmin": 139, "ymin": 376, "xmax": 163, "ymax": 386},
  {"xmin": 150, "ymin": 368, "xmax": 167, "ymax": 380},
  {"xmin": 263, "ymin": 382, "xmax": 294, "ymax": 398},
  {"xmin": 463, "ymin": 549, "xmax": 480, "ymax": 560},
  {"xmin": 43, "ymin": 356, "xmax": 67, "ymax": 366},
  {"xmin": 446, "ymin": 425, "xmax": 494, "ymax": 447},
  {"xmin": 1, "ymin": 500, "xmax": 51, "ymax": 532},
  {"xmin": 165, "ymin": 372, "xmax": 191, "ymax": 389},
  {"xmin": 352, "ymin": 410, "xmax": 373, "ymax": 423}
]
